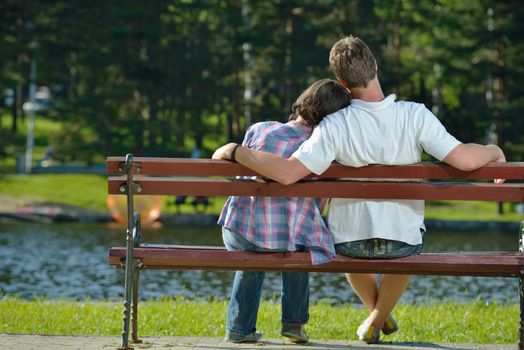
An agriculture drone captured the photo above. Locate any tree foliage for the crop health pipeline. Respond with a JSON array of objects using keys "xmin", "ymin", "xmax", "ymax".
[{"xmin": 0, "ymin": 0, "xmax": 522, "ymax": 162}]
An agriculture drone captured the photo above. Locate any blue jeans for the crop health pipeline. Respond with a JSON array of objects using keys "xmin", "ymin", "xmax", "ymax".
[
  {"xmin": 222, "ymin": 227, "xmax": 309, "ymax": 336},
  {"xmin": 335, "ymin": 230, "xmax": 425, "ymax": 258}
]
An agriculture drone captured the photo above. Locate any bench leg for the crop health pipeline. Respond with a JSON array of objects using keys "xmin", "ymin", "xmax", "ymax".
[
  {"xmin": 519, "ymin": 221, "xmax": 524, "ymax": 350},
  {"xmin": 131, "ymin": 260, "xmax": 143, "ymax": 344},
  {"xmin": 520, "ymin": 272, "xmax": 524, "ymax": 350},
  {"xmin": 119, "ymin": 154, "xmax": 137, "ymax": 350},
  {"xmin": 118, "ymin": 228, "xmax": 135, "ymax": 350}
]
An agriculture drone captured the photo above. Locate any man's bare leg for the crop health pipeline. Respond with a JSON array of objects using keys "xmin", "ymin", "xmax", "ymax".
[
  {"xmin": 345, "ymin": 273, "xmax": 378, "ymax": 311},
  {"xmin": 365, "ymin": 274, "xmax": 410, "ymax": 329}
]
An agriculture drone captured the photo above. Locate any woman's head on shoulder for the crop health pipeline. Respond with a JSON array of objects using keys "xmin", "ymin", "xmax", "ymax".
[{"xmin": 290, "ymin": 79, "xmax": 351, "ymax": 127}]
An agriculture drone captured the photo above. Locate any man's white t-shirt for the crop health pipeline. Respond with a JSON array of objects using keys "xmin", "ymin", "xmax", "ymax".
[{"xmin": 292, "ymin": 94, "xmax": 461, "ymax": 245}]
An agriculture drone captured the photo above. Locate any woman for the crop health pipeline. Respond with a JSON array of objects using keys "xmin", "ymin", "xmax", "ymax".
[{"xmin": 218, "ymin": 79, "xmax": 351, "ymax": 344}]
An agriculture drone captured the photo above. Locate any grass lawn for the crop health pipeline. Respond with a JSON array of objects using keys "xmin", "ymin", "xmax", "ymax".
[
  {"xmin": 0, "ymin": 296, "xmax": 517, "ymax": 344},
  {"xmin": 0, "ymin": 174, "xmax": 108, "ymax": 211},
  {"xmin": 425, "ymin": 200, "xmax": 523, "ymax": 222}
]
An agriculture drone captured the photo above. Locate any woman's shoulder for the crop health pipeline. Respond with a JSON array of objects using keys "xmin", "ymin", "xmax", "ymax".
[
  {"xmin": 247, "ymin": 120, "xmax": 286, "ymax": 136},
  {"xmin": 250, "ymin": 120, "xmax": 282, "ymax": 130}
]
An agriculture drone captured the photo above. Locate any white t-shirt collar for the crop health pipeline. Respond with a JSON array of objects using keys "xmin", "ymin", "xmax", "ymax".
[{"xmin": 350, "ymin": 94, "xmax": 397, "ymax": 111}]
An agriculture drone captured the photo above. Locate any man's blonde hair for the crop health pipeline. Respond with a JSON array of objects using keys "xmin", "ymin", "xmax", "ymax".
[{"xmin": 329, "ymin": 35, "xmax": 377, "ymax": 88}]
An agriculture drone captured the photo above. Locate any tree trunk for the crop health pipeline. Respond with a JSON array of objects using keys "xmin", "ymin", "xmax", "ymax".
[{"xmin": 11, "ymin": 87, "xmax": 18, "ymax": 133}]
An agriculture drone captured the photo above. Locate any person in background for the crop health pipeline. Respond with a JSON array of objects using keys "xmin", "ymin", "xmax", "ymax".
[{"xmin": 174, "ymin": 144, "xmax": 210, "ymax": 213}]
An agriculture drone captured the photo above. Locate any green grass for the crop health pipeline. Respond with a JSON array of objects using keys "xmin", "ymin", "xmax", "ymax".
[
  {"xmin": 0, "ymin": 114, "xmax": 224, "ymax": 174},
  {"xmin": 0, "ymin": 296, "xmax": 517, "ymax": 343},
  {"xmin": 0, "ymin": 174, "xmax": 108, "ymax": 211},
  {"xmin": 0, "ymin": 173, "xmax": 225, "ymax": 213},
  {"xmin": 426, "ymin": 200, "xmax": 524, "ymax": 222},
  {"xmin": 0, "ymin": 115, "xmax": 63, "ymax": 171}
]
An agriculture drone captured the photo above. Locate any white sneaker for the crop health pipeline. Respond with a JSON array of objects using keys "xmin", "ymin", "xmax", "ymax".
[{"xmin": 357, "ymin": 321, "xmax": 380, "ymax": 344}]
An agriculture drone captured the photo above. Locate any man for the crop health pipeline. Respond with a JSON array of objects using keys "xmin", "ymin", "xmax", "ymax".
[{"xmin": 213, "ymin": 35, "xmax": 505, "ymax": 343}]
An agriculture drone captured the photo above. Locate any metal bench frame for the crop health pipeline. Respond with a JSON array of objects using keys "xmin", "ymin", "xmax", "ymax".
[{"xmin": 107, "ymin": 154, "xmax": 524, "ymax": 350}]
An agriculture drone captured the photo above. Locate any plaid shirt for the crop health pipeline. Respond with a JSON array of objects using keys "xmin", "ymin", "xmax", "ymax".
[{"xmin": 218, "ymin": 120, "xmax": 335, "ymax": 265}]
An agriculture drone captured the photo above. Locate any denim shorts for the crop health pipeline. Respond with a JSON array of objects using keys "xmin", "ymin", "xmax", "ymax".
[{"xmin": 335, "ymin": 229, "xmax": 425, "ymax": 259}]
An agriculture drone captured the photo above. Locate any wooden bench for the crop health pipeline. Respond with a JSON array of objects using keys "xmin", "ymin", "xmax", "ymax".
[{"xmin": 107, "ymin": 154, "xmax": 524, "ymax": 350}]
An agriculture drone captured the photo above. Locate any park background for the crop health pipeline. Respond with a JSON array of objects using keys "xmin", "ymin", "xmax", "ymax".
[
  {"xmin": 0, "ymin": 0, "xmax": 523, "ymax": 168},
  {"xmin": 0, "ymin": 0, "xmax": 523, "ymax": 345}
]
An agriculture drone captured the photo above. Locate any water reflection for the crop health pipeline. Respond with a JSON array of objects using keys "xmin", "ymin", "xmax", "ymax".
[{"xmin": 0, "ymin": 223, "xmax": 519, "ymax": 303}]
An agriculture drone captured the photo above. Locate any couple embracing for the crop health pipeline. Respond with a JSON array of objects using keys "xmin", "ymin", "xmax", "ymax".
[{"xmin": 213, "ymin": 35, "xmax": 506, "ymax": 344}]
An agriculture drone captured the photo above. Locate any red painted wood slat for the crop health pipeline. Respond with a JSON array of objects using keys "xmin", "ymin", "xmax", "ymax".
[
  {"xmin": 108, "ymin": 246, "xmax": 524, "ymax": 277},
  {"xmin": 106, "ymin": 157, "xmax": 524, "ymax": 180},
  {"xmin": 107, "ymin": 176, "xmax": 524, "ymax": 202}
]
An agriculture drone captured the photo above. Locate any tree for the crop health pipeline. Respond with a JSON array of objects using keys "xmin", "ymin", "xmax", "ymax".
[{"xmin": 0, "ymin": 0, "xmax": 522, "ymax": 164}]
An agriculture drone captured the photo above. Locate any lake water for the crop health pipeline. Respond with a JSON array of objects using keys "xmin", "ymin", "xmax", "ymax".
[{"xmin": 0, "ymin": 222, "xmax": 520, "ymax": 304}]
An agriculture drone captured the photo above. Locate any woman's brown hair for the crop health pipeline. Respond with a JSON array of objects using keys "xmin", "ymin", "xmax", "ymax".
[{"xmin": 290, "ymin": 79, "xmax": 351, "ymax": 127}]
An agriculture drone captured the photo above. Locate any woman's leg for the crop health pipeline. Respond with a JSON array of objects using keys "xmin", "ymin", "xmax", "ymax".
[
  {"xmin": 281, "ymin": 244, "xmax": 311, "ymax": 342},
  {"xmin": 281, "ymin": 271, "xmax": 310, "ymax": 326},
  {"xmin": 226, "ymin": 270, "xmax": 265, "ymax": 335},
  {"xmin": 223, "ymin": 227, "xmax": 265, "ymax": 337}
]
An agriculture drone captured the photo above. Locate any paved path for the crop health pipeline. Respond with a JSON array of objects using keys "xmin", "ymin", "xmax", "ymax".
[{"xmin": 0, "ymin": 335, "xmax": 516, "ymax": 350}]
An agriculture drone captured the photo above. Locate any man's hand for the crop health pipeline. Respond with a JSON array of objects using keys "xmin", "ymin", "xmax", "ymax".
[
  {"xmin": 212, "ymin": 143, "xmax": 238, "ymax": 160},
  {"xmin": 494, "ymin": 147, "xmax": 507, "ymax": 184}
]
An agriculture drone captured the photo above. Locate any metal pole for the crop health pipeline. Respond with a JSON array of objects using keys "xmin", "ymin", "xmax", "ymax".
[
  {"xmin": 131, "ymin": 260, "xmax": 142, "ymax": 344},
  {"xmin": 520, "ymin": 273, "xmax": 523, "ymax": 350},
  {"xmin": 519, "ymin": 221, "xmax": 524, "ymax": 350},
  {"xmin": 119, "ymin": 154, "xmax": 135, "ymax": 350},
  {"xmin": 25, "ymin": 51, "xmax": 37, "ymax": 174},
  {"xmin": 131, "ymin": 213, "xmax": 142, "ymax": 344}
]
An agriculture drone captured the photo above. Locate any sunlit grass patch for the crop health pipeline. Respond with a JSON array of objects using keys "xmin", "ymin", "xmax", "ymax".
[{"xmin": 0, "ymin": 296, "xmax": 517, "ymax": 343}]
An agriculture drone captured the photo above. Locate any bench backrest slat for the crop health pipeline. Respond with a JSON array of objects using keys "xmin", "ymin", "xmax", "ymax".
[
  {"xmin": 107, "ymin": 176, "xmax": 524, "ymax": 202},
  {"xmin": 106, "ymin": 157, "xmax": 524, "ymax": 180}
]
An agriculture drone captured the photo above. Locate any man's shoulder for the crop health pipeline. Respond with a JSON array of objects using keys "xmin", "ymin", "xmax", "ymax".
[
  {"xmin": 394, "ymin": 99, "xmax": 426, "ymax": 111},
  {"xmin": 395, "ymin": 101, "xmax": 433, "ymax": 117},
  {"xmin": 321, "ymin": 106, "xmax": 350, "ymax": 125}
]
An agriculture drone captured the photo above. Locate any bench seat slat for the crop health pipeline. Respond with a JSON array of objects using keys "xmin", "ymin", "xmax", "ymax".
[
  {"xmin": 108, "ymin": 246, "xmax": 524, "ymax": 277},
  {"xmin": 106, "ymin": 157, "xmax": 524, "ymax": 180},
  {"xmin": 108, "ymin": 177, "xmax": 524, "ymax": 202}
]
